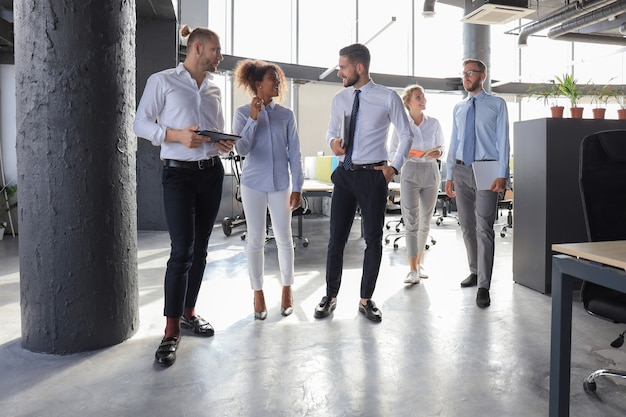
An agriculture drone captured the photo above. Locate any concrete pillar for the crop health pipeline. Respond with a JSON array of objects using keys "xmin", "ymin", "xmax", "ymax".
[
  {"xmin": 15, "ymin": 1, "xmax": 139, "ymax": 353},
  {"xmin": 463, "ymin": 22, "xmax": 492, "ymax": 92}
]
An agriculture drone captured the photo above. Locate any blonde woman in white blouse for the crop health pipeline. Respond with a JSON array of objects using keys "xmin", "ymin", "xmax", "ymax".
[{"xmin": 389, "ymin": 85, "xmax": 446, "ymax": 284}]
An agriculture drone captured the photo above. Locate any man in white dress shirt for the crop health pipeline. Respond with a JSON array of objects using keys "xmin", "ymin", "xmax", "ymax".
[
  {"xmin": 134, "ymin": 26, "xmax": 235, "ymax": 366},
  {"xmin": 314, "ymin": 43, "xmax": 413, "ymax": 322}
]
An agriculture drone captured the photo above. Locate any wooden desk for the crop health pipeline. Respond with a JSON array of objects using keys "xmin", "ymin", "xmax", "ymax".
[
  {"xmin": 549, "ymin": 240, "xmax": 626, "ymax": 417},
  {"xmin": 302, "ymin": 179, "xmax": 333, "ymax": 198}
]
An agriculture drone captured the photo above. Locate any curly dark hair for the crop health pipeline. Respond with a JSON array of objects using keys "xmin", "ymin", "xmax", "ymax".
[{"xmin": 232, "ymin": 59, "xmax": 287, "ymax": 102}]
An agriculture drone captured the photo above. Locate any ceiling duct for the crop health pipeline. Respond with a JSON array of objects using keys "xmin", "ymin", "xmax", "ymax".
[
  {"xmin": 461, "ymin": 0, "xmax": 535, "ymax": 25},
  {"xmin": 547, "ymin": 0, "xmax": 626, "ymax": 41},
  {"xmin": 518, "ymin": 1, "xmax": 584, "ymax": 47},
  {"xmin": 518, "ymin": 0, "xmax": 622, "ymax": 47},
  {"xmin": 423, "ymin": 0, "xmax": 437, "ymax": 16},
  {"xmin": 554, "ymin": 32, "xmax": 626, "ymax": 44}
]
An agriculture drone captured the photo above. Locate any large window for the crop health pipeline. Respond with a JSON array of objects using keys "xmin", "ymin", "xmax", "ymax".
[
  {"xmin": 231, "ymin": 0, "xmax": 293, "ymax": 63},
  {"xmin": 200, "ymin": 0, "xmax": 626, "ymax": 151},
  {"xmin": 298, "ymin": 0, "xmax": 356, "ymax": 68}
]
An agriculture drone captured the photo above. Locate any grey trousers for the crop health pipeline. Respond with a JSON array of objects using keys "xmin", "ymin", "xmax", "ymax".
[
  {"xmin": 452, "ymin": 163, "xmax": 498, "ymax": 289},
  {"xmin": 400, "ymin": 160, "xmax": 440, "ymax": 259}
]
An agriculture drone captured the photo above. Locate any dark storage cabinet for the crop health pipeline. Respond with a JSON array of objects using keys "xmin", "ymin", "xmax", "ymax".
[{"xmin": 512, "ymin": 118, "xmax": 626, "ymax": 293}]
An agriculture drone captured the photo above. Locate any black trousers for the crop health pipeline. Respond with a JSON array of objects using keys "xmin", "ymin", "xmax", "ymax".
[
  {"xmin": 162, "ymin": 163, "xmax": 224, "ymax": 318},
  {"xmin": 325, "ymin": 167, "xmax": 388, "ymax": 299}
]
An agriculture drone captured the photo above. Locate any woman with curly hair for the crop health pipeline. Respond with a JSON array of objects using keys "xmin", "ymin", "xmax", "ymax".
[{"xmin": 232, "ymin": 59, "xmax": 304, "ymax": 320}]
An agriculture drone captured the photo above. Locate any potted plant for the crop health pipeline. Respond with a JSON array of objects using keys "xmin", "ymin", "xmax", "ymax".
[
  {"xmin": 555, "ymin": 73, "xmax": 586, "ymax": 119},
  {"xmin": 610, "ymin": 86, "xmax": 626, "ymax": 120},
  {"xmin": 527, "ymin": 79, "xmax": 564, "ymax": 118},
  {"xmin": 0, "ymin": 184, "xmax": 17, "ymax": 240},
  {"xmin": 589, "ymin": 80, "xmax": 617, "ymax": 120}
]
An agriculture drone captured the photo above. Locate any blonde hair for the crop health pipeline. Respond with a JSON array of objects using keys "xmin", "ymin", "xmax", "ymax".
[
  {"xmin": 232, "ymin": 59, "xmax": 287, "ymax": 103},
  {"xmin": 401, "ymin": 84, "xmax": 425, "ymax": 110}
]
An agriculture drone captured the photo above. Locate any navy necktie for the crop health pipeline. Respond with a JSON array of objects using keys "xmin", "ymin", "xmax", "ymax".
[
  {"xmin": 343, "ymin": 90, "xmax": 361, "ymax": 170},
  {"xmin": 462, "ymin": 96, "xmax": 476, "ymax": 166}
]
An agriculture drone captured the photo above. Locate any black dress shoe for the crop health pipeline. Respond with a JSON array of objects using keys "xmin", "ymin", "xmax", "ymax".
[
  {"xmin": 314, "ymin": 296, "xmax": 337, "ymax": 318},
  {"xmin": 155, "ymin": 336, "xmax": 180, "ymax": 367},
  {"xmin": 180, "ymin": 315, "xmax": 215, "ymax": 337},
  {"xmin": 359, "ymin": 300, "xmax": 382, "ymax": 322},
  {"xmin": 476, "ymin": 287, "xmax": 491, "ymax": 308},
  {"xmin": 460, "ymin": 273, "xmax": 478, "ymax": 288}
]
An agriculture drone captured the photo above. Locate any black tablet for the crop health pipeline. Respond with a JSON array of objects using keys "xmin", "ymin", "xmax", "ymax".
[{"xmin": 195, "ymin": 130, "xmax": 241, "ymax": 141}]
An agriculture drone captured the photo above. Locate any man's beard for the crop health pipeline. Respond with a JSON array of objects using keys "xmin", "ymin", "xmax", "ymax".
[
  {"xmin": 465, "ymin": 79, "xmax": 480, "ymax": 93},
  {"xmin": 343, "ymin": 73, "xmax": 359, "ymax": 87}
]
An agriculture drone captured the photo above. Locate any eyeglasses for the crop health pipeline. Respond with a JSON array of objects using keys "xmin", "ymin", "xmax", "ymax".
[{"xmin": 460, "ymin": 70, "xmax": 483, "ymax": 77}]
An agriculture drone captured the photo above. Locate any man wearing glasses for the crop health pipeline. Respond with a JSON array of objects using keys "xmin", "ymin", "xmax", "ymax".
[{"xmin": 445, "ymin": 58, "xmax": 510, "ymax": 308}]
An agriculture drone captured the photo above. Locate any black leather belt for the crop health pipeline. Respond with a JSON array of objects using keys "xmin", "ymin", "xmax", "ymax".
[
  {"xmin": 456, "ymin": 159, "xmax": 495, "ymax": 165},
  {"xmin": 163, "ymin": 156, "xmax": 221, "ymax": 170},
  {"xmin": 350, "ymin": 161, "xmax": 387, "ymax": 171}
]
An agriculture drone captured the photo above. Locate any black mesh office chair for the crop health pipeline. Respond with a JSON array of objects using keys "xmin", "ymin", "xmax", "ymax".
[
  {"xmin": 578, "ymin": 129, "xmax": 626, "ymax": 393},
  {"xmin": 495, "ymin": 188, "xmax": 513, "ymax": 238}
]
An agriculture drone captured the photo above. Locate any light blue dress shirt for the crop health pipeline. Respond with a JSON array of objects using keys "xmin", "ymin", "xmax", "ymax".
[
  {"xmin": 133, "ymin": 63, "xmax": 224, "ymax": 161},
  {"xmin": 233, "ymin": 101, "xmax": 304, "ymax": 193},
  {"xmin": 389, "ymin": 114, "xmax": 446, "ymax": 163},
  {"xmin": 326, "ymin": 81, "xmax": 413, "ymax": 172},
  {"xmin": 446, "ymin": 90, "xmax": 510, "ymax": 179}
]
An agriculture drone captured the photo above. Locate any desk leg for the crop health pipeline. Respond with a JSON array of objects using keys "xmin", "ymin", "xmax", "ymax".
[{"xmin": 549, "ymin": 258, "xmax": 576, "ymax": 417}]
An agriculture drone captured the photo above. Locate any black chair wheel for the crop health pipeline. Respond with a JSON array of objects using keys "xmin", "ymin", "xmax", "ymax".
[
  {"xmin": 583, "ymin": 380, "xmax": 597, "ymax": 393},
  {"xmin": 222, "ymin": 218, "xmax": 233, "ymax": 236},
  {"xmin": 425, "ymin": 244, "xmax": 430, "ymax": 250},
  {"xmin": 303, "ymin": 242, "xmax": 309, "ymax": 248},
  {"xmin": 386, "ymin": 225, "xmax": 391, "ymax": 230},
  {"xmin": 385, "ymin": 238, "xmax": 390, "ymax": 244},
  {"xmin": 436, "ymin": 219, "xmax": 442, "ymax": 226},
  {"xmin": 393, "ymin": 243, "xmax": 399, "ymax": 249},
  {"xmin": 240, "ymin": 234, "xmax": 246, "ymax": 240}
]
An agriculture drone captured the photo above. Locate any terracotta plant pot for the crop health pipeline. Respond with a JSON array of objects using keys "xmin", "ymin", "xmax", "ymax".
[
  {"xmin": 618, "ymin": 109, "xmax": 626, "ymax": 120},
  {"xmin": 550, "ymin": 106, "xmax": 564, "ymax": 118},
  {"xmin": 570, "ymin": 107, "xmax": 584, "ymax": 119},
  {"xmin": 592, "ymin": 108, "xmax": 606, "ymax": 119}
]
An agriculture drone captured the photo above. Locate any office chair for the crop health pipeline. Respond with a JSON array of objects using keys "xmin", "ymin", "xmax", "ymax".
[
  {"xmin": 384, "ymin": 190, "xmax": 436, "ymax": 251},
  {"xmin": 495, "ymin": 188, "xmax": 513, "ymax": 238},
  {"xmin": 577, "ymin": 129, "xmax": 626, "ymax": 393},
  {"xmin": 434, "ymin": 161, "xmax": 459, "ymax": 227}
]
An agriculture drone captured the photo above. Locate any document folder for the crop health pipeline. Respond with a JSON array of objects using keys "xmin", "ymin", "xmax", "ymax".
[{"xmin": 472, "ymin": 160, "xmax": 499, "ymax": 190}]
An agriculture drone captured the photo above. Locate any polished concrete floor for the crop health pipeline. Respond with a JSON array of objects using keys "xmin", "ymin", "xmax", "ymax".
[{"xmin": 1, "ymin": 212, "xmax": 626, "ymax": 417}]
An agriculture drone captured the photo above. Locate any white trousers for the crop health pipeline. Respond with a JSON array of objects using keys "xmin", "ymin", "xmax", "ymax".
[
  {"xmin": 241, "ymin": 184, "xmax": 295, "ymax": 290},
  {"xmin": 400, "ymin": 160, "xmax": 440, "ymax": 259}
]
